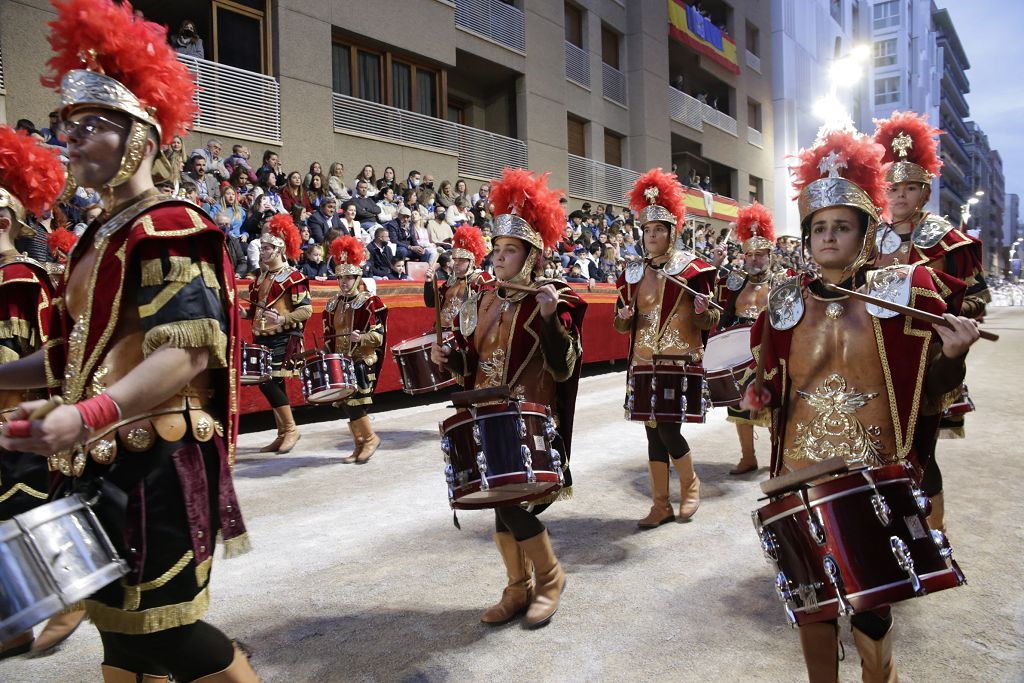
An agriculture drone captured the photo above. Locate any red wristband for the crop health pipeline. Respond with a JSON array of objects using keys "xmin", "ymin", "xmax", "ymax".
[
  {"xmin": 4, "ymin": 420, "xmax": 31, "ymax": 438},
  {"xmin": 75, "ymin": 393, "xmax": 121, "ymax": 433}
]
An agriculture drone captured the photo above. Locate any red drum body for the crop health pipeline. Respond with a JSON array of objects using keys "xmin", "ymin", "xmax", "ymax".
[
  {"xmin": 440, "ymin": 402, "xmax": 564, "ymax": 510},
  {"xmin": 703, "ymin": 325, "xmax": 754, "ymax": 407},
  {"xmin": 299, "ymin": 353, "xmax": 357, "ymax": 404},
  {"xmin": 240, "ymin": 343, "xmax": 272, "ymax": 385},
  {"xmin": 392, "ymin": 332, "xmax": 456, "ymax": 395},
  {"xmin": 626, "ymin": 364, "xmax": 707, "ymax": 423},
  {"xmin": 752, "ymin": 464, "xmax": 965, "ymax": 626}
]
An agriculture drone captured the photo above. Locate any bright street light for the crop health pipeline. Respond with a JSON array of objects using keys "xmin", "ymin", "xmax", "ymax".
[
  {"xmin": 829, "ymin": 58, "xmax": 864, "ymax": 86},
  {"xmin": 850, "ymin": 44, "xmax": 872, "ymax": 62},
  {"xmin": 968, "ymin": 197, "xmax": 980, "ymax": 205},
  {"xmin": 975, "ymin": 190, "xmax": 985, "ymax": 197}
]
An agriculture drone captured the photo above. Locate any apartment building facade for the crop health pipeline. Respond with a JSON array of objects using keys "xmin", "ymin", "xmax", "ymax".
[{"xmin": 0, "ymin": 0, "xmax": 774, "ymax": 225}]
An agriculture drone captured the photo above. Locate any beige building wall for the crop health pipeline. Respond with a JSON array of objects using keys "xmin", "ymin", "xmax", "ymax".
[{"xmin": 0, "ymin": 0, "xmax": 63, "ymax": 127}]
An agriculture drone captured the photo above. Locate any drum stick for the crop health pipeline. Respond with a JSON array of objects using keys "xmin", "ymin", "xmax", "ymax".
[
  {"xmin": 821, "ymin": 282, "xmax": 998, "ymax": 342},
  {"xmin": 433, "ymin": 272, "xmax": 444, "ymax": 346},
  {"xmin": 759, "ymin": 456, "xmax": 849, "ymax": 498},
  {"xmin": 496, "ymin": 281, "xmax": 571, "ymax": 300},
  {"xmin": 29, "ymin": 396, "xmax": 64, "ymax": 419},
  {"xmin": 653, "ymin": 269, "xmax": 724, "ymax": 311}
]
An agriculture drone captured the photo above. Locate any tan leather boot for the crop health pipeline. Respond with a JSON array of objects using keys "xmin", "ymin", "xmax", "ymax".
[
  {"xmin": 729, "ymin": 423, "xmax": 758, "ymax": 475},
  {"xmin": 853, "ymin": 624, "xmax": 899, "ymax": 683},
  {"xmin": 259, "ymin": 418, "xmax": 284, "ymax": 453},
  {"xmin": 798, "ymin": 621, "xmax": 840, "ymax": 683},
  {"xmin": 671, "ymin": 452, "xmax": 701, "ymax": 520},
  {"xmin": 274, "ymin": 405, "xmax": 300, "ymax": 454},
  {"xmin": 926, "ymin": 491, "xmax": 946, "ymax": 535},
  {"xmin": 352, "ymin": 415, "xmax": 380, "ymax": 464},
  {"xmin": 481, "ymin": 532, "xmax": 534, "ymax": 624},
  {"xmin": 30, "ymin": 609, "xmax": 85, "ymax": 653},
  {"xmin": 340, "ymin": 419, "xmax": 359, "ymax": 464},
  {"xmin": 638, "ymin": 461, "xmax": 675, "ymax": 529},
  {"xmin": 101, "ymin": 665, "xmax": 168, "ymax": 682},
  {"xmin": 0, "ymin": 631, "xmax": 32, "ymax": 660},
  {"xmin": 519, "ymin": 530, "xmax": 565, "ymax": 629},
  {"xmin": 191, "ymin": 645, "xmax": 261, "ymax": 682}
]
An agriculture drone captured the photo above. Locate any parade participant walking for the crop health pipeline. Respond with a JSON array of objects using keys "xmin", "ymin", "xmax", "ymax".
[
  {"xmin": 872, "ymin": 111, "xmax": 990, "ymax": 532},
  {"xmin": 324, "ymin": 236, "xmax": 388, "ymax": 463},
  {"xmin": 244, "ymin": 213, "xmax": 311, "ymax": 454},
  {"xmin": 613, "ymin": 169, "xmax": 719, "ymax": 529},
  {"xmin": 431, "ymin": 169, "xmax": 586, "ymax": 628},
  {"xmin": 741, "ymin": 127, "xmax": 981, "ymax": 683},
  {"xmin": 713, "ymin": 202, "xmax": 776, "ymax": 475},
  {"xmin": 423, "ymin": 225, "xmax": 494, "ymax": 330},
  {"xmin": 0, "ymin": 1, "xmax": 255, "ymax": 678}
]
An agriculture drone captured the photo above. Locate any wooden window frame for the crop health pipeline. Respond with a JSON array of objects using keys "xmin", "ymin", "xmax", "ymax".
[
  {"xmin": 564, "ymin": 2, "xmax": 584, "ymax": 48},
  {"xmin": 332, "ymin": 34, "xmax": 446, "ymax": 117},
  {"xmin": 601, "ymin": 24, "xmax": 621, "ymax": 70},
  {"xmin": 212, "ymin": 0, "xmax": 272, "ymax": 75}
]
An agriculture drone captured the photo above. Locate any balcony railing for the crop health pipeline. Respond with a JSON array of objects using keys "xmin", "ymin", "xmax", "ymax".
[
  {"xmin": 332, "ymin": 93, "xmax": 526, "ymax": 180},
  {"xmin": 745, "ymin": 50, "xmax": 761, "ymax": 73},
  {"xmin": 668, "ymin": 87, "xmax": 703, "ymax": 131},
  {"xmin": 699, "ymin": 100, "xmax": 738, "ymax": 136},
  {"xmin": 602, "ymin": 62, "xmax": 627, "ymax": 106},
  {"xmin": 455, "ymin": 0, "xmax": 526, "ymax": 53},
  {"xmin": 177, "ymin": 55, "xmax": 281, "ymax": 145},
  {"xmin": 747, "ymin": 127, "xmax": 763, "ymax": 148},
  {"xmin": 567, "ymin": 153, "xmax": 640, "ymax": 206},
  {"xmin": 565, "ymin": 41, "xmax": 590, "ymax": 88},
  {"xmin": 0, "ymin": 40, "xmax": 6, "ymax": 94}
]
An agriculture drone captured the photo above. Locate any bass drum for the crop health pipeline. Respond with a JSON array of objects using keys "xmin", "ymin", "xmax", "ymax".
[
  {"xmin": 703, "ymin": 325, "xmax": 753, "ymax": 407},
  {"xmin": 391, "ymin": 331, "xmax": 456, "ymax": 395},
  {"xmin": 626, "ymin": 364, "xmax": 707, "ymax": 423}
]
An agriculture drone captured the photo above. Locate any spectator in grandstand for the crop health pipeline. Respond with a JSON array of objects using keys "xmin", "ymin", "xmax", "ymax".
[
  {"xmin": 225, "ymin": 144, "xmax": 258, "ymax": 184},
  {"xmin": 211, "ymin": 185, "xmax": 247, "ymax": 238},
  {"xmin": 409, "ymin": 208, "xmax": 438, "ymax": 263},
  {"xmin": 304, "ymin": 161, "xmax": 323, "ymax": 188},
  {"xmin": 190, "ymin": 139, "xmax": 226, "ymax": 179},
  {"xmin": 565, "ymin": 263, "xmax": 590, "ymax": 284},
  {"xmin": 426, "ymin": 204, "xmax": 454, "ymax": 250},
  {"xmin": 352, "ymin": 180, "xmax": 382, "ymax": 229},
  {"xmin": 159, "ymin": 134, "xmax": 186, "ymax": 184},
  {"xmin": 40, "ymin": 111, "xmax": 66, "ymax": 148},
  {"xmin": 404, "ymin": 169, "xmax": 422, "ymax": 191},
  {"xmin": 253, "ymin": 170, "xmax": 286, "ymax": 214},
  {"xmin": 327, "ymin": 162, "xmax": 351, "ymax": 201},
  {"xmin": 339, "ymin": 201, "xmax": 370, "ymax": 243},
  {"xmin": 170, "ymin": 19, "xmax": 205, "ymax": 59},
  {"xmin": 377, "ymin": 166, "xmax": 399, "ymax": 195},
  {"xmin": 184, "ymin": 153, "xmax": 218, "ymax": 207},
  {"xmin": 470, "ymin": 182, "xmax": 490, "ymax": 205},
  {"xmin": 376, "ymin": 186, "xmax": 400, "ymax": 223},
  {"xmin": 383, "ymin": 206, "xmax": 422, "ymax": 261},
  {"xmin": 471, "ymin": 198, "xmax": 489, "ymax": 228},
  {"xmin": 423, "ymin": 174, "xmax": 436, "ymax": 190},
  {"xmin": 598, "ymin": 244, "xmax": 619, "ymax": 283},
  {"xmin": 258, "ymin": 149, "xmax": 285, "ymax": 187},
  {"xmin": 387, "ymin": 256, "xmax": 409, "ymax": 280},
  {"xmin": 281, "ymin": 171, "xmax": 311, "ymax": 213},
  {"xmin": 353, "ymin": 164, "xmax": 377, "ymax": 196},
  {"xmin": 305, "ymin": 173, "xmax": 327, "ymax": 210},
  {"xmin": 228, "ymin": 165, "xmax": 256, "ymax": 208},
  {"xmin": 367, "ymin": 227, "xmax": 395, "ymax": 278},
  {"xmin": 446, "ymin": 196, "xmax": 472, "ymax": 227},
  {"xmin": 454, "ymin": 178, "xmax": 469, "ymax": 200},
  {"xmin": 299, "ymin": 244, "xmax": 333, "ymax": 281},
  {"xmin": 436, "ymin": 179, "xmax": 456, "ymax": 209},
  {"xmin": 307, "ymin": 197, "xmax": 343, "ymax": 244}
]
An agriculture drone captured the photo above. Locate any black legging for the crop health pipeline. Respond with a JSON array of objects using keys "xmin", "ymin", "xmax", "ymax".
[
  {"xmin": 822, "ymin": 607, "xmax": 892, "ymax": 640},
  {"xmin": 100, "ymin": 620, "xmax": 235, "ymax": 680},
  {"xmin": 921, "ymin": 456, "xmax": 943, "ymax": 497},
  {"xmin": 645, "ymin": 423, "xmax": 691, "ymax": 463},
  {"xmin": 339, "ymin": 403, "xmax": 368, "ymax": 421},
  {"xmin": 259, "ymin": 378, "xmax": 290, "ymax": 409},
  {"xmin": 494, "ymin": 505, "xmax": 546, "ymax": 542}
]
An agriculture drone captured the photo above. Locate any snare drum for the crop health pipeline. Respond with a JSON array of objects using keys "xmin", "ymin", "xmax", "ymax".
[
  {"xmin": 0, "ymin": 495, "xmax": 127, "ymax": 640},
  {"xmin": 752, "ymin": 464, "xmax": 965, "ymax": 627},
  {"xmin": 439, "ymin": 401, "xmax": 565, "ymax": 510},
  {"xmin": 703, "ymin": 325, "xmax": 754, "ymax": 407},
  {"xmin": 299, "ymin": 353, "xmax": 357, "ymax": 404},
  {"xmin": 626, "ymin": 364, "xmax": 708, "ymax": 423},
  {"xmin": 391, "ymin": 332, "xmax": 456, "ymax": 395},
  {"xmin": 943, "ymin": 383, "xmax": 975, "ymax": 416},
  {"xmin": 240, "ymin": 343, "xmax": 272, "ymax": 385}
]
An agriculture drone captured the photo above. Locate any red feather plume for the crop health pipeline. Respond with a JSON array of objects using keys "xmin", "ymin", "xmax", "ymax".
[
  {"xmin": 0, "ymin": 126, "xmax": 66, "ymax": 217},
  {"xmin": 735, "ymin": 201, "xmax": 775, "ymax": 245},
  {"xmin": 47, "ymin": 227, "xmax": 78, "ymax": 260},
  {"xmin": 627, "ymin": 168, "xmax": 687, "ymax": 225},
  {"xmin": 265, "ymin": 213, "xmax": 302, "ymax": 261},
  {"xmin": 41, "ymin": 0, "xmax": 198, "ymax": 144},
  {"xmin": 451, "ymin": 225, "xmax": 487, "ymax": 266},
  {"xmin": 488, "ymin": 168, "xmax": 566, "ymax": 250},
  {"xmin": 329, "ymin": 235, "xmax": 365, "ymax": 269},
  {"xmin": 872, "ymin": 111, "xmax": 943, "ymax": 177},
  {"xmin": 791, "ymin": 130, "xmax": 888, "ymax": 216}
]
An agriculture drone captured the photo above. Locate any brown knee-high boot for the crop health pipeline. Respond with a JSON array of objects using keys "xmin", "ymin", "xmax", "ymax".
[
  {"xmin": 852, "ymin": 623, "xmax": 898, "ymax": 683},
  {"xmin": 798, "ymin": 622, "xmax": 840, "ymax": 683},
  {"xmin": 518, "ymin": 530, "xmax": 565, "ymax": 629},
  {"xmin": 671, "ymin": 452, "xmax": 700, "ymax": 520},
  {"xmin": 341, "ymin": 419, "xmax": 359, "ymax": 463},
  {"xmin": 352, "ymin": 415, "xmax": 380, "ymax": 463},
  {"xmin": 637, "ymin": 461, "xmax": 675, "ymax": 529},
  {"xmin": 729, "ymin": 423, "xmax": 758, "ymax": 475},
  {"xmin": 480, "ymin": 532, "xmax": 534, "ymax": 624},
  {"xmin": 261, "ymin": 405, "xmax": 299, "ymax": 453},
  {"xmin": 30, "ymin": 609, "xmax": 85, "ymax": 653}
]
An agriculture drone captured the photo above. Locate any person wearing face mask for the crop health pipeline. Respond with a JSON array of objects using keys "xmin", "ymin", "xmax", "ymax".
[
  {"xmin": 614, "ymin": 169, "xmax": 719, "ymax": 530},
  {"xmin": 871, "ymin": 112, "xmax": 990, "ymax": 534},
  {"xmin": 170, "ymin": 19, "xmax": 204, "ymax": 59},
  {"xmin": 405, "ymin": 169, "xmax": 422, "ymax": 191},
  {"xmin": 739, "ymin": 128, "xmax": 980, "ymax": 683},
  {"xmin": 431, "ymin": 169, "xmax": 586, "ymax": 630}
]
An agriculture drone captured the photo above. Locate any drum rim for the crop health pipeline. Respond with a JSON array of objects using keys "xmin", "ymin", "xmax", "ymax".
[
  {"xmin": 13, "ymin": 494, "xmax": 88, "ymax": 530},
  {"xmin": 391, "ymin": 331, "xmax": 454, "ymax": 353},
  {"xmin": 0, "ymin": 596, "xmax": 65, "ymax": 641},
  {"xmin": 629, "ymin": 364, "xmax": 704, "ymax": 374},
  {"xmin": 441, "ymin": 402, "xmax": 552, "ymax": 431}
]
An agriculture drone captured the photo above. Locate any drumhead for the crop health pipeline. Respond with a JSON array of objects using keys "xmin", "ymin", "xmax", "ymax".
[
  {"xmin": 392, "ymin": 331, "xmax": 453, "ymax": 352},
  {"xmin": 704, "ymin": 326, "xmax": 754, "ymax": 370}
]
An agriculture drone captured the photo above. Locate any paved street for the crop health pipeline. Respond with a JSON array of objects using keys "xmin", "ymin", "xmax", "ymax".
[{"xmin": 7, "ymin": 308, "xmax": 1024, "ymax": 682}]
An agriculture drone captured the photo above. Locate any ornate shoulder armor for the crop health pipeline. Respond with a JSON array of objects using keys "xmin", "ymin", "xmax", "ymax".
[
  {"xmin": 768, "ymin": 276, "xmax": 804, "ymax": 331},
  {"xmin": 325, "ymin": 295, "xmax": 340, "ymax": 314},
  {"xmin": 911, "ymin": 214, "xmax": 953, "ymax": 250},
  {"xmin": 865, "ymin": 264, "xmax": 915, "ymax": 319}
]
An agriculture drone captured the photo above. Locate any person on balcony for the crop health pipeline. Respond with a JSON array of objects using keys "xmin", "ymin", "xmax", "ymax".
[{"xmin": 170, "ymin": 19, "xmax": 205, "ymax": 59}]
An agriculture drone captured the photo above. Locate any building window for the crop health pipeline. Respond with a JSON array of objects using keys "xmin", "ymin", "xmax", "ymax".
[
  {"xmin": 392, "ymin": 62, "xmax": 411, "ymax": 111},
  {"xmin": 567, "ymin": 115, "xmax": 586, "ymax": 157},
  {"xmin": 748, "ymin": 175, "xmax": 764, "ymax": 204},
  {"xmin": 601, "ymin": 24, "xmax": 620, "ymax": 69},
  {"xmin": 745, "ymin": 22, "xmax": 760, "ymax": 56},
  {"xmin": 332, "ymin": 44, "xmax": 352, "ymax": 96},
  {"xmin": 875, "ymin": 76, "xmax": 900, "ymax": 105},
  {"xmin": 747, "ymin": 99, "xmax": 762, "ymax": 131},
  {"xmin": 830, "ymin": 0, "xmax": 843, "ymax": 27},
  {"xmin": 416, "ymin": 68, "xmax": 438, "ymax": 117},
  {"xmin": 564, "ymin": 2, "xmax": 583, "ymax": 47},
  {"xmin": 604, "ymin": 129, "xmax": 623, "ymax": 167},
  {"xmin": 874, "ymin": 38, "xmax": 897, "ymax": 67},
  {"xmin": 332, "ymin": 37, "xmax": 442, "ymax": 116},
  {"xmin": 357, "ymin": 51, "xmax": 382, "ymax": 103},
  {"xmin": 873, "ymin": 0, "xmax": 899, "ymax": 30}
]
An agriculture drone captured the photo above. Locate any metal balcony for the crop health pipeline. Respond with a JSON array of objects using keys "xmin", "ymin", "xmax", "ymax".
[
  {"xmin": 565, "ymin": 41, "xmax": 590, "ymax": 89},
  {"xmin": 745, "ymin": 50, "xmax": 761, "ymax": 74},
  {"xmin": 668, "ymin": 87, "xmax": 703, "ymax": 131},
  {"xmin": 177, "ymin": 55, "xmax": 281, "ymax": 145},
  {"xmin": 602, "ymin": 62, "xmax": 627, "ymax": 106},
  {"xmin": 747, "ymin": 127, "xmax": 763, "ymax": 148},
  {"xmin": 455, "ymin": 0, "xmax": 526, "ymax": 53},
  {"xmin": 567, "ymin": 153, "xmax": 639, "ymax": 206}
]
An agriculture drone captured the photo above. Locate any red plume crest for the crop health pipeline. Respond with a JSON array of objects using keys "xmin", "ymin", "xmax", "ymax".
[
  {"xmin": 451, "ymin": 226, "xmax": 487, "ymax": 266},
  {"xmin": 791, "ymin": 130, "xmax": 888, "ymax": 215},
  {"xmin": 627, "ymin": 168, "xmax": 687, "ymax": 225},
  {"xmin": 265, "ymin": 213, "xmax": 302, "ymax": 261},
  {"xmin": 47, "ymin": 227, "xmax": 78, "ymax": 260},
  {"xmin": 0, "ymin": 126, "xmax": 66, "ymax": 217},
  {"xmin": 872, "ymin": 111, "xmax": 943, "ymax": 177},
  {"xmin": 42, "ymin": 0, "xmax": 198, "ymax": 143},
  {"xmin": 735, "ymin": 202, "xmax": 775, "ymax": 245},
  {"xmin": 329, "ymin": 235, "xmax": 365, "ymax": 269},
  {"xmin": 488, "ymin": 168, "xmax": 566, "ymax": 250}
]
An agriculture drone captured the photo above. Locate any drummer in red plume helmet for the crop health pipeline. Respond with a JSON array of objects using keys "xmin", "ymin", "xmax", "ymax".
[
  {"xmin": 424, "ymin": 225, "xmax": 494, "ymax": 330},
  {"xmin": 46, "ymin": 225, "xmax": 77, "ymax": 287},
  {"xmin": 872, "ymin": 111, "xmax": 989, "ymax": 531},
  {"xmin": 739, "ymin": 127, "xmax": 981, "ymax": 682},
  {"xmin": 0, "ymin": 126, "xmax": 90, "ymax": 657},
  {"xmin": 430, "ymin": 168, "xmax": 586, "ymax": 629},
  {"xmin": 613, "ymin": 168, "xmax": 719, "ymax": 529},
  {"xmin": 0, "ymin": 0, "xmax": 256, "ymax": 678},
  {"xmin": 324, "ymin": 236, "xmax": 387, "ymax": 463},
  {"xmin": 242, "ymin": 212, "xmax": 311, "ymax": 454},
  {"xmin": 713, "ymin": 202, "xmax": 777, "ymax": 475}
]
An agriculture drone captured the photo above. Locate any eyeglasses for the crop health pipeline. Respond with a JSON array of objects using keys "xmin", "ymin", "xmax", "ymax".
[{"xmin": 63, "ymin": 114, "xmax": 128, "ymax": 138}]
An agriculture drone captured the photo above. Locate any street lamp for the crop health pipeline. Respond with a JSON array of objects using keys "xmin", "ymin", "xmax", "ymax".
[{"xmin": 813, "ymin": 45, "xmax": 871, "ymax": 132}]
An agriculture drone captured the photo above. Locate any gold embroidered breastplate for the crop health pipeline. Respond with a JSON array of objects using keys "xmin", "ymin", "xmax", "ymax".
[
  {"xmin": 735, "ymin": 277, "xmax": 769, "ymax": 320},
  {"xmin": 632, "ymin": 268, "xmax": 702, "ymax": 365}
]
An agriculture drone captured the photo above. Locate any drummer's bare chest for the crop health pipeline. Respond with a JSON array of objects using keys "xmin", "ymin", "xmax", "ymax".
[
  {"xmin": 634, "ymin": 270, "xmax": 663, "ymax": 315},
  {"xmin": 735, "ymin": 280, "xmax": 769, "ymax": 318},
  {"xmin": 788, "ymin": 296, "xmax": 885, "ymax": 393},
  {"xmin": 474, "ymin": 293, "xmax": 514, "ymax": 360}
]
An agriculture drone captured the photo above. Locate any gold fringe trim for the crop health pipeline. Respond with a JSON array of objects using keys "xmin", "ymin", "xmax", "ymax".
[
  {"xmin": 529, "ymin": 484, "xmax": 573, "ymax": 507},
  {"xmin": 0, "ymin": 345, "xmax": 19, "ymax": 365},
  {"xmin": 85, "ymin": 586, "xmax": 210, "ymax": 635},
  {"xmin": 938, "ymin": 427, "xmax": 965, "ymax": 439},
  {"xmin": 200, "ymin": 262, "xmax": 221, "ymax": 290},
  {"xmin": 166, "ymin": 256, "xmax": 199, "ymax": 283},
  {"xmin": 727, "ymin": 413, "xmax": 770, "ymax": 428},
  {"xmin": 140, "ymin": 258, "xmax": 164, "ymax": 287},
  {"xmin": 0, "ymin": 482, "xmax": 48, "ymax": 503},
  {"xmin": 195, "ymin": 555, "xmax": 212, "ymax": 586},
  {"xmin": 222, "ymin": 531, "xmax": 252, "ymax": 559},
  {"xmin": 0, "ymin": 318, "xmax": 31, "ymax": 342},
  {"xmin": 142, "ymin": 319, "xmax": 228, "ymax": 368},
  {"xmin": 123, "ymin": 550, "xmax": 194, "ymax": 611}
]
